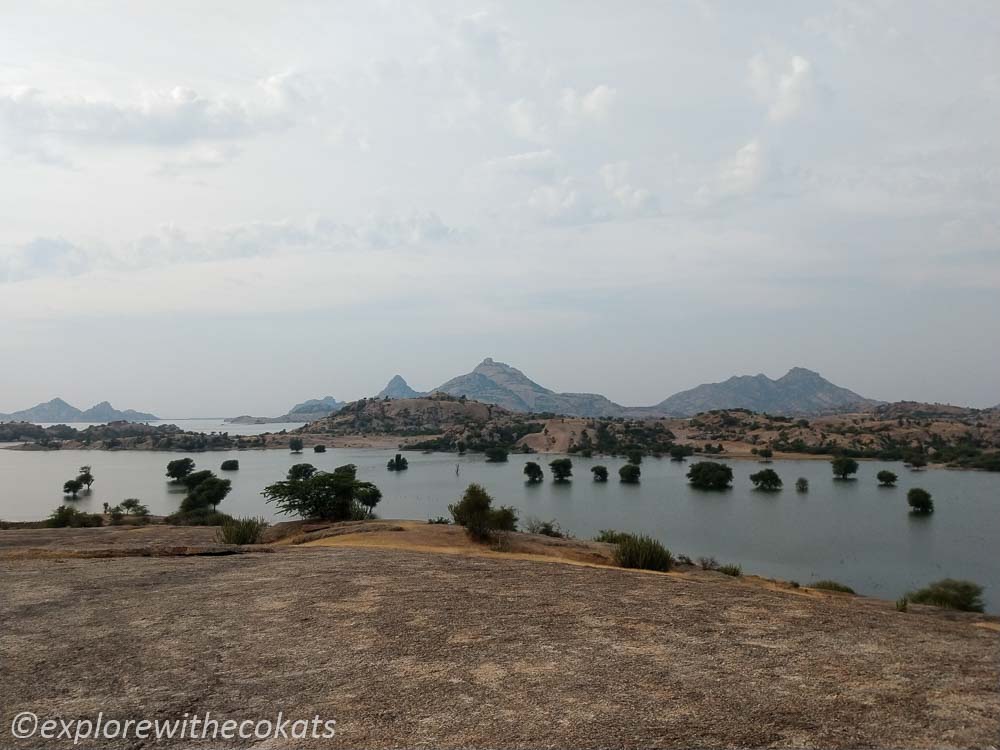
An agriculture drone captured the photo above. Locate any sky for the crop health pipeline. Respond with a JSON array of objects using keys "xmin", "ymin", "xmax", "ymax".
[{"xmin": 1, "ymin": 0, "xmax": 999, "ymax": 417}]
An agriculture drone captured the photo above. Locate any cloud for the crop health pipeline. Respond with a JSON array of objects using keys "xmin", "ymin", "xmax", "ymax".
[
  {"xmin": 0, "ymin": 74, "xmax": 308, "ymax": 162},
  {"xmin": 599, "ymin": 162, "xmax": 657, "ymax": 215},
  {"xmin": 154, "ymin": 145, "xmax": 241, "ymax": 178},
  {"xmin": 560, "ymin": 84, "xmax": 616, "ymax": 120},
  {"xmin": 484, "ymin": 150, "xmax": 559, "ymax": 178},
  {"xmin": 698, "ymin": 139, "xmax": 766, "ymax": 201},
  {"xmin": 507, "ymin": 98, "xmax": 546, "ymax": 140},
  {"xmin": 749, "ymin": 54, "xmax": 815, "ymax": 122},
  {"xmin": 0, "ymin": 237, "xmax": 88, "ymax": 281}
]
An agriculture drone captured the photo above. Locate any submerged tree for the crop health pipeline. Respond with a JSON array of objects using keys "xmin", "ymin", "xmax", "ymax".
[
  {"xmin": 749, "ymin": 468, "xmax": 783, "ymax": 491},
  {"xmin": 523, "ymin": 461, "xmax": 544, "ymax": 483},
  {"xmin": 77, "ymin": 465, "xmax": 95, "ymax": 489},
  {"xmin": 289, "ymin": 437, "xmax": 304, "ymax": 453},
  {"xmin": 686, "ymin": 461, "xmax": 733, "ymax": 490},
  {"xmin": 549, "ymin": 458, "xmax": 573, "ymax": 482},
  {"xmin": 907, "ymin": 487, "xmax": 934, "ymax": 514},
  {"xmin": 484, "ymin": 447, "xmax": 509, "ymax": 463},
  {"xmin": 619, "ymin": 464, "xmax": 641, "ymax": 484},
  {"xmin": 386, "ymin": 453, "xmax": 409, "ymax": 471},
  {"xmin": 165, "ymin": 457, "xmax": 196, "ymax": 482},
  {"xmin": 591, "ymin": 465, "xmax": 609, "ymax": 482},
  {"xmin": 831, "ymin": 456, "xmax": 859, "ymax": 480},
  {"xmin": 795, "ymin": 477, "xmax": 809, "ymax": 493},
  {"xmin": 877, "ymin": 470, "xmax": 898, "ymax": 487},
  {"xmin": 62, "ymin": 478, "xmax": 83, "ymax": 498}
]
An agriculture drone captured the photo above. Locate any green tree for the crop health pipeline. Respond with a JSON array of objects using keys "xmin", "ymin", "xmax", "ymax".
[
  {"xmin": 686, "ymin": 461, "xmax": 733, "ymax": 490},
  {"xmin": 619, "ymin": 464, "xmax": 641, "ymax": 484},
  {"xmin": 165, "ymin": 457, "xmax": 196, "ymax": 482},
  {"xmin": 669, "ymin": 444, "xmax": 693, "ymax": 461},
  {"xmin": 907, "ymin": 487, "xmax": 934, "ymax": 514},
  {"xmin": 448, "ymin": 483, "xmax": 518, "ymax": 540},
  {"xmin": 907, "ymin": 578, "xmax": 983, "ymax": 612},
  {"xmin": 831, "ymin": 456, "xmax": 859, "ymax": 479},
  {"xmin": 63, "ymin": 478, "xmax": 84, "ymax": 497},
  {"xmin": 77, "ymin": 465, "xmax": 95, "ymax": 489},
  {"xmin": 263, "ymin": 463, "xmax": 380, "ymax": 521},
  {"xmin": 523, "ymin": 461, "xmax": 544, "ymax": 483},
  {"xmin": 549, "ymin": 457, "xmax": 573, "ymax": 481},
  {"xmin": 591, "ymin": 465, "xmax": 609, "ymax": 482},
  {"xmin": 386, "ymin": 453, "xmax": 409, "ymax": 471},
  {"xmin": 484, "ymin": 447, "xmax": 508, "ymax": 463},
  {"xmin": 120, "ymin": 498, "xmax": 149, "ymax": 516},
  {"xmin": 313, "ymin": 445, "xmax": 326, "ymax": 453},
  {"xmin": 877, "ymin": 470, "xmax": 897, "ymax": 487},
  {"xmin": 749, "ymin": 468, "xmax": 782, "ymax": 491},
  {"xmin": 289, "ymin": 437, "xmax": 304, "ymax": 453},
  {"xmin": 626, "ymin": 450, "xmax": 643, "ymax": 465},
  {"xmin": 795, "ymin": 477, "xmax": 809, "ymax": 493},
  {"xmin": 220, "ymin": 459, "xmax": 240, "ymax": 471},
  {"xmin": 181, "ymin": 474, "xmax": 232, "ymax": 512}
]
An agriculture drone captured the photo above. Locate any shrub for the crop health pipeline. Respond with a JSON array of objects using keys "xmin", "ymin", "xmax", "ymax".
[
  {"xmin": 448, "ymin": 483, "xmax": 518, "ymax": 540},
  {"xmin": 795, "ymin": 477, "xmax": 809, "ymax": 493},
  {"xmin": 484, "ymin": 447, "xmax": 508, "ymax": 463},
  {"xmin": 697, "ymin": 556, "xmax": 718, "ymax": 571},
  {"xmin": 907, "ymin": 579, "xmax": 984, "ymax": 612},
  {"xmin": 907, "ymin": 487, "xmax": 934, "ymax": 514},
  {"xmin": 549, "ymin": 458, "xmax": 572, "ymax": 481},
  {"xmin": 831, "ymin": 456, "xmax": 859, "ymax": 479},
  {"xmin": 289, "ymin": 437, "xmax": 304, "ymax": 453},
  {"xmin": 626, "ymin": 450, "xmax": 643, "ymax": 465},
  {"xmin": 895, "ymin": 597, "xmax": 908, "ymax": 612},
  {"xmin": 523, "ymin": 461, "xmax": 544, "ymax": 483},
  {"xmin": 619, "ymin": 464, "xmax": 641, "ymax": 483},
  {"xmin": 876, "ymin": 470, "xmax": 897, "ymax": 486},
  {"xmin": 749, "ymin": 468, "xmax": 782, "ymax": 491},
  {"xmin": 119, "ymin": 498, "xmax": 149, "ymax": 516},
  {"xmin": 167, "ymin": 509, "xmax": 234, "ymax": 526},
  {"xmin": 812, "ymin": 580, "xmax": 855, "ymax": 594},
  {"xmin": 686, "ymin": 461, "xmax": 732, "ymax": 490},
  {"xmin": 386, "ymin": 453, "xmax": 409, "ymax": 471},
  {"xmin": 220, "ymin": 459, "xmax": 240, "ymax": 471},
  {"xmin": 717, "ymin": 563, "xmax": 742, "ymax": 577},
  {"xmin": 613, "ymin": 533, "xmax": 673, "ymax": 571},
  {"xmin": 216, "ymin": 516, "xmax": 269, "ymax": 545},
  {"xmin": 525, "ymin": 517, "xmax": 566, "ymax": 538},
  {"xmin": 676, "ymin": 554, "xmax": 693, "ymax": 566},
  {"xmin": 591, "ymin": 465, "xmax": 609, "ymax": 482},
  {"xmin": 669, "ymin": 444, "xmax": 693, "ymax": 461},
  {"xmin": 46, "ymin": 505, "xmax": 103, "ymax": 528},
  {"xmin": 313, "ymin": 444, "xmax": 326, "ymax": 453},
  {"xmin": 427, "ymin": 516, "xmax": 450, "ymax": 525},
  {"xmin": 62, "ymin": 478, "xmax": 83, "ymax": 497},
  {"xmin": 180, "ymin": 475, "xmax": 232, "ymax": 513},
  {"xmin": 594, "ymin": 529, "xmax": 630, "ymax": 544}
]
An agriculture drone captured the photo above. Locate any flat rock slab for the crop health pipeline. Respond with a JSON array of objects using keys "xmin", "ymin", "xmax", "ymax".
[{"xmin": 1, "ymin": 547, "xmax": 997, "ymax": 748}]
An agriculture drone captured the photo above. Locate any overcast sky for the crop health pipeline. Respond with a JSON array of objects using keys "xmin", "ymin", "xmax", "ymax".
[{"xmin": 2, "ymin": 1, "xmax": 998, "ymax": 416}]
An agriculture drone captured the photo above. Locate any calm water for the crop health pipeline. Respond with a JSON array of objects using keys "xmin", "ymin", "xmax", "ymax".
[{"xmin": 1, "ymin": 448, "xmax": 997, "ymax": 611}]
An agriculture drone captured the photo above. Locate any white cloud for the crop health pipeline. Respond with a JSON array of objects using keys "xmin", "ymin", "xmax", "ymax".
[
  {"xmin": 484, "ymin": 150, "xmax": 559, "ymax": 178},
  {"xmin": 507, "ymin": 98, "xmax": 546, "ymax": 140},
  {"xmin": 749, "ymin": 54, "xmax": 814, "ymax": 122},
  {"xmin": 599, "ymin": 162, "xmax": 657, "ymax": 214},
  {"xmin": 560, "ymin": 84, "xmax": 616, "ymax": 120},
  {"xmin": 698, "ymin": 139, "xmax": 766, "ymax": 200}
]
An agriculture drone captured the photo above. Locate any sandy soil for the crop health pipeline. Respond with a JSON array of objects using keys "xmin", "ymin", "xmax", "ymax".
[{"xmin": 1, "ymin": 528, "xmax": 998, "ymax": 748}]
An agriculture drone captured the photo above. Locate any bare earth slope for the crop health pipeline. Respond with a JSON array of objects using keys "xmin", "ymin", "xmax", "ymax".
[{"xmin": 1, "ymin": 545, "xmax": 997, "ymax": 748}]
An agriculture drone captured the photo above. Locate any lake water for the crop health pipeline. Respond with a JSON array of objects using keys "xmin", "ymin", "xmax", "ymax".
[{"xmin": 1, "ymin": 448, "xmax": 996, "ymax": 611}]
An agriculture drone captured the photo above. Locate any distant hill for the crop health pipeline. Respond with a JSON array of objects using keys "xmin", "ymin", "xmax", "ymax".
[
  {"xmin": 430, "ymin": 358, "xmax": 627, "ymax": 417},
  {"xmin": 376, "ymin": 375, "xmax": 424, "ymax": 400},
  {"xmin": 0, "ymin": 397, "xmax": 158, "ymax": 423},
  {"xmin": 227, "ymin": 395, "xmax": 345, "ymax": 424},
  {"xmin": 654, "ymin": 367, "xmax": 878, "ymax": 416}
]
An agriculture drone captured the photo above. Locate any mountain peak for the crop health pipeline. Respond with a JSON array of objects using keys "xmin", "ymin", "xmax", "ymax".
[{"xmin": 377, "ymin": 375, "xmax": 423, "ymax": 400}]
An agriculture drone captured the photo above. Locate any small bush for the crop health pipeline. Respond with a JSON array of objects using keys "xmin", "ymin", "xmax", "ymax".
[
  {"xmin": 717, "ymin": 563, "xmax": 742, "ymax": 577},
  {"xmin": 895, "ymin": 596, "xmax": 908, "ymax": 612},
  {"xmin": 220, "ymin": 459, "xmax": 240, "ymax": 471},
  {"xmin": 812, "ymin": 580, "xmax": 855, "ymax": 594},
  {"xmin": 789, "ymin": 580, "xmax": 800, "ymax": 589},
  {"xmin": 907, "ymin": 579, "xmax": 984, "ymax": 612},
  {"xmin": 217, "ymin": 516, "xmax": 269, "ymax": 545},
  {"xmin": 313, "ymin": 444, "xmax": 326, "ymax": 453},
  {"xmin": 448, "ymin": 483, "xmax": 517, "ymax": 540},
  {"xmin": 166, "ymin": 509, "xmax": 234, "ymax": 526},
  {"xmin": 907, "ymin": 487, "xmax": 934, "ymax": 514},
  {"xmin": 524, "ymin": 517, "xmax": 566, "ymax": 538},
  {"xmin": 591, "ymin": 465, "xmax": 609, "ymax": 482},
  {"xmin": 697, "ymin": 556, "xmax": 718, "ymax": 571},
  {"xmin": 427, "ymin": 516, "xmax": 450, "ymax": 524},
  {"xmin": 795, "ymin": 477, "xmax": 809, "ymax": 493},
  {"xmin": 46, "ymin": 505, "xmax": 103, "ymax": 528},
  {"xmin": 613, "ymin": 533, "xmax": 673, "ymax": 572},
  {"xmin": 594, "ymin": 529, "xmax": 629, "ymax": 544},
  {"xmin": 676, "ymin": 553, "xmax": 693, "ymax": 566}
]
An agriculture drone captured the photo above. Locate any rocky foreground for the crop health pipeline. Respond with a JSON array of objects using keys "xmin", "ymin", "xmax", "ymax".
[{"xmin": 1, "ymin": 526, "xmax": 997, "ymax": 748}]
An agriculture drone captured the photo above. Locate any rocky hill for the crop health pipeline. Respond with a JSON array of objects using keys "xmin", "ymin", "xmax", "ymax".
[
  {"xmin": 0, "ymin": 397, "xmax": 158, "ymax": 423},
  {"xmin": 654, "ymin": 367, "xmax": 877, "ymax": 416},
  {"xmin": 376, "ymin": 375, "xmax": 423, "ymax": 399},
  {"xmin": 227, "ymin": 395, "xmax": 345, "ymax": 424},
  {"xmin": 431, "ymin": 358, "xmax": 627, "ymax": 417}
]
